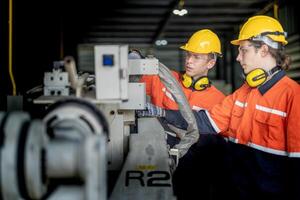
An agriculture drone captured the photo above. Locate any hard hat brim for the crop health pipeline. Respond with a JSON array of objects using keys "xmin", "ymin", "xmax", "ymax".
[
  {"xmin": 180, "ymin": 45, "xmax": 187, "ymax": 51},
  {"xmin": 230, "ymin": 39, "xmax": 241, "ymax": 45},
  {"xmin": 180, "ymin": 45, "xmax": 223, "ymax": 57}
]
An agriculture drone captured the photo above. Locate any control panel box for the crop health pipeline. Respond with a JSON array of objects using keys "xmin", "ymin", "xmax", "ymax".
[{"xmin": 94, "ymin": 45, "xmax": 129, "ymax": 101}]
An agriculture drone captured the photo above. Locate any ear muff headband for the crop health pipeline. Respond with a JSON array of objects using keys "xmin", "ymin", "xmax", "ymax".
[
  {"xmin": 182, "ymin": 74, "xmax": 210, "ymax": 91},
  {"xmin": 182, "ymin": 73, "xmax": 193, "ymax": 88},
  {"xmin": 194, "ymin": 76, "xmax": 210, "ymax": 90},
  {"xmin": 245, "ymin": 68, "xmax": 267, "ymax": 87},
  {"xmin": 245, "ymin": 66, "xmax": 281, "ymax": 87}
]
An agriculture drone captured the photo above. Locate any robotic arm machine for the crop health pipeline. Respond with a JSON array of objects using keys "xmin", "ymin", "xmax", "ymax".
[{"xmin": 0, "ymin": 44, "xmax": 197, "ymax": 200}]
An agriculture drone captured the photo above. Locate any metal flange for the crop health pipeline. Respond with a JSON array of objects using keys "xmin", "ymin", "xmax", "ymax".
[
  {"xmin": 0, "ymin": 112, "xmax": 30, "ymax": 199},
  {"xmin": 24, "ymin": 119, "xmax": 48, "ymax": 199},
  {"xmin": 43, "ymin": 98, "xmax": 108, "ymax": 139}
]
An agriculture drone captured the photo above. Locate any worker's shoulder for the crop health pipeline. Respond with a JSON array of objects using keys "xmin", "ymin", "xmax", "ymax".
[
  {"xmin": 280, "ymin": 76, "xmax": 300, "ymax": 92},
  {"xmin": 170, "ymin": 70, "xmax": 181, "ymax": 78},
  {"xmin": 209, "ymin": 85, "xmax": 226, "ymax": 97}
]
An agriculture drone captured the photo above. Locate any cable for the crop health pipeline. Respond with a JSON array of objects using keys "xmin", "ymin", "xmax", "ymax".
[
  {"xmin": 274, "ymin": 0, "xmax": 279, "ymax": 19},
  {"xmin": 9, "ymin": 0, "xmax": 17, "ymax": 95}
]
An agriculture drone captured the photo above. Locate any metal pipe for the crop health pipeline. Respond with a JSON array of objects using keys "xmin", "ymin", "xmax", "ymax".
[
  {"xmin": 158, "ymin": 62, "xmax": 199, "ymax": 158},
  {"xmin": 64, "ymin": 56, "xmax": 78, "ymax": 90},
  {"xmin": 76, "ymin": 73, "xmax": 89, "ymax": 97}
]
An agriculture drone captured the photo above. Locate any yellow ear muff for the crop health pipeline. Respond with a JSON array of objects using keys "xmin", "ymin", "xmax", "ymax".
[
  {"xmin": 245, "ymin": 68, "xmax": 267, "ymax": 87},
  {"xmin": 194, "ymin": 76, "xmax": 210, "ymax": 91},
  {"xmin": 182, "ymin": 73, "xmax": 193, "ymax": 88},
  {"xmin": 182, "ymin": 74, "xmax": 210, "ymax": 91}
]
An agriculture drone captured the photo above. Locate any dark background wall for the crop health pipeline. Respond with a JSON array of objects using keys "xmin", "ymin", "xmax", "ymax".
[{"xmin": 1, "ymin": 0, "xmax": 299, "ymax": 111}]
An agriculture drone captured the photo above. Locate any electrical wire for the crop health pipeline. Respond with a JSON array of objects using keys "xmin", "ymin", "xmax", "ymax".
[
  {"xmin": 9, "ymin": 0, "xmax": 17, "ymax": 95},
  {"xmin": 274, "ymin": 0, "xmax": 279, "ymax": 19}
]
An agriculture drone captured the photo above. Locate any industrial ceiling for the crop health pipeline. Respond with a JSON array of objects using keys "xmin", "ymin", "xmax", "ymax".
[
  {"xmin": 79, "ymin": 0, "xmax": 272, "ymax": 47},
  {"xmin": 1, "ymin": 0, "xmax": 289, "ymax": 97},
  {"xmin": 69, "ymin": 0, "xmax": 274, "ymax": 74}
]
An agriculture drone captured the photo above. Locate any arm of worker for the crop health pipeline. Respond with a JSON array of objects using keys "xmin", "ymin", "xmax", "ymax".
[
  {"xmin": 164, "ymin": 109, "xmax": 217, "ymax": 134},
  {"xmin": 137, "ymin": 102, "xmax": 217, "ymax": 134},
  {"xmin": 286, "ymin": 94, "xmax": 300, "ymax": 199},
  {"xmin": 137, "ymin": 95, "xmax": 234, "ymax": 135},
  {"xmin": 164, "ymin": 94, "xmax": 235, "ymax": 134}
]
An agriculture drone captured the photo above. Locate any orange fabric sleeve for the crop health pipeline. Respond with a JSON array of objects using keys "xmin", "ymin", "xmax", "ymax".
[
  {"xmin": 209, "ymin": 93, "xmax": 235, "ymax": 134},
  {"xmin": 140, "ymin": 75, "xmax": 154, "ymax": 96},
  {"xmin": 287, "ymin": 93, "xmax": 300, "ymax": 154}
]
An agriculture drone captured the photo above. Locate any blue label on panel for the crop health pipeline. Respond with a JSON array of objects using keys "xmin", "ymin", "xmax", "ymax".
[{"xmin": 103, "ymin": 54, "xmax": 114, "ymax": 66}]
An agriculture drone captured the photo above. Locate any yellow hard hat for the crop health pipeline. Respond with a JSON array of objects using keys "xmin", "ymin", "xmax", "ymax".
[
  {"xmin": 231, "ymin": 15, "xmax": 288, "ymax": 46},
  {"xmin": 180, "ymin": 29, "xmax": 222, "ymax": 55}
]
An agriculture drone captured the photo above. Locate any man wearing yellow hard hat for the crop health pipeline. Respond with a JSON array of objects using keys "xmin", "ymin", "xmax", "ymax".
[
  {"xmin": 140, "ymin": 29, "xmax": 224, "ymax": 111},
  {"xmin": 138, "ymin": 29, "xmax": 225, "ymax": 144},
  {"xmin": 135, "ymin": 29, "xmax": 227, "ymax": 199},
  {"xmin": 156, "ymin": 15, "xmax": 300, "ymax": 199}
]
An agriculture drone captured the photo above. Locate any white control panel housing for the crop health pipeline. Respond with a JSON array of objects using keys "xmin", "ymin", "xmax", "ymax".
[{"xmin": 94, "ymin": 45, "xmax": 129, "ymax": 101}]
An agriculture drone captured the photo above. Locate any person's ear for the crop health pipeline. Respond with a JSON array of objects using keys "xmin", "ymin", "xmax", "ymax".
[
  {"xmin": 207, "ymin": 58, "xmax": 216, "ymax": 70},
  {"xmin": 260, "ymin": 44, "xmax": 269, "ymax": 57}
]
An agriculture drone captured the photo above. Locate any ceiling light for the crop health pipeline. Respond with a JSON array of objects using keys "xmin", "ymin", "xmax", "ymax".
[
  {"xmin": 155, "ymin": 40, "xmax": 168, "ymax": 46},
  {"xmin": 173, "ymin": 0, "xmax": 188, "ymax": 16}
]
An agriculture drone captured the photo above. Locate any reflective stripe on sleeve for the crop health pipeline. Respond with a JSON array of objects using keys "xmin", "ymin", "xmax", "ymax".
[
  {"xmin": 162, "ymin": 87, "xmax": 175, "ymax": 102},
  {"xmin": 249, "ymin": 143, "xmax": 300, "ymax": 157},
  {"xmin": 248, "ymin": 142, "xmax": 288, "ymax": 156},
  {"xmin": 192, "ymin": 105, "xmax": 204, "ymax": 111},
  {"xmin": 288, "ymin": 152, "xmax": 300, "ymax": 158},
  {"xmin": 228, "ymin": 136, "xmax": 239, "ymax": 143},
  {"xmin": 205, "ymin": 110, "xmax": 221, "ymax": 133},
  {"xmin": 255, "ymin": 104, "xmax": 287, "ymax": 117},
  {"xmin": 227, "ymin": 141, "xmax": 300, "ymax": 158}
]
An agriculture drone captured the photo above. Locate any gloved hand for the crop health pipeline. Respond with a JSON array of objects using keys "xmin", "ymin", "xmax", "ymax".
[{"xmin": 136, "ymin": 103, "xmax": 166, "ymax": 117}]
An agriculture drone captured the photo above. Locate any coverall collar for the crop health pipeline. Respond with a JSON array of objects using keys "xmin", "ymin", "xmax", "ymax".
[{"xmin": 258, "ymin": 69, "xmax": 285, "ymax": 95}]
